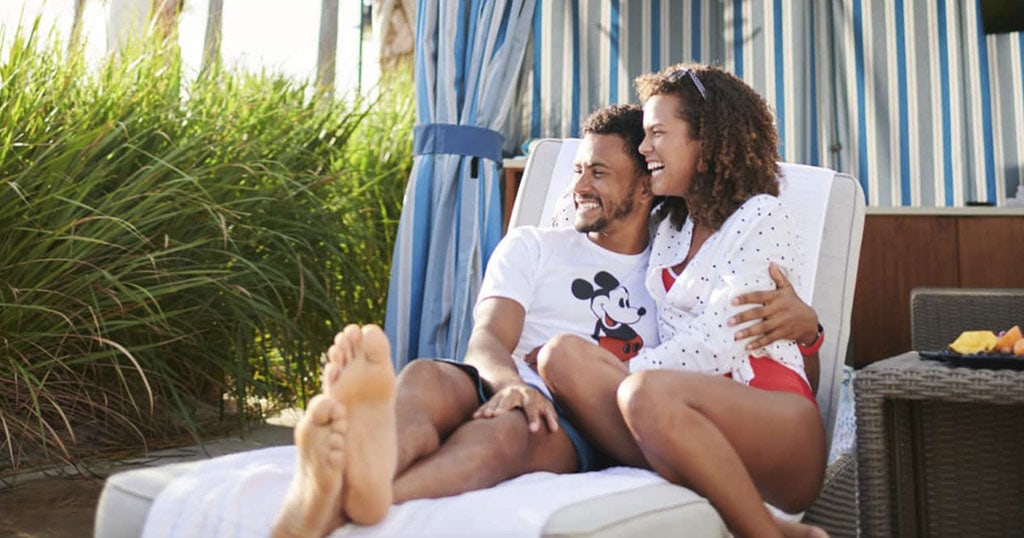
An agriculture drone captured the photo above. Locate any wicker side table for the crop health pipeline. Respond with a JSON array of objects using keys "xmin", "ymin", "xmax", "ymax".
[{"xmin": 855, "ymin": 352, "xmax": 1024, "ymax": 538}]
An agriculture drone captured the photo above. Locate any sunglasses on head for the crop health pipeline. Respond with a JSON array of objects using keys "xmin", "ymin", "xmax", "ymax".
[{"xmin": 666, "ymin": 68, "xmax": 707, "ymax": 100}]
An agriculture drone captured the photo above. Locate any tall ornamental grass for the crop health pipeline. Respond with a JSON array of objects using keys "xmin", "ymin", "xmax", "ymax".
[{"xmin": 0, "ymin": 25, "xmax": 413, "ymax": 472}]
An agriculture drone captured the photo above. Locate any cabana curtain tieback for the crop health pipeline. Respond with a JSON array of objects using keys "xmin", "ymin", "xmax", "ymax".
[{"xmin": 413, "ymin": 124, "xmax": 504, "ymax": 162}]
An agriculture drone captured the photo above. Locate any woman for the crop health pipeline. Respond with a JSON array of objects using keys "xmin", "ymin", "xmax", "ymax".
[{"xmin": 538, "ymin": 64, "xmax": 826, "ymax": 538}]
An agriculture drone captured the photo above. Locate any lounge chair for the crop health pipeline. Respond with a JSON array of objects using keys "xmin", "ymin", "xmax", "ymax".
[{"xmin": 94, "ymin": 139, "xmax": 865, "ymax": 537}]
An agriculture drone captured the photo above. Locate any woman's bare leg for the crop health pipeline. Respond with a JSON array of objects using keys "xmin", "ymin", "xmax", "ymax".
[
  {"xmin": 540, "ymin": 335, "xmax": 827, "ymax": 535},
  {"xmin": 537, "ymin": 334, "xmax": 648, "ymax": 468},
  {"xmin": 617, "ymin": 370, "xmax": 826, "ymax": 538}
]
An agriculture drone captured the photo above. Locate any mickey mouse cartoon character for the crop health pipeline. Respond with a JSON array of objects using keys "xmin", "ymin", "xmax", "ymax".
[{"xmin": 571, "ymin": 271, "xmax": 647, "ymax": 361}]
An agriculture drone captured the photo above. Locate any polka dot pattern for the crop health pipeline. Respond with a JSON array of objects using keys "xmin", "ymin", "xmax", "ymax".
[{"xmin": 632, "ymin": 195, "xmax": 809, "ymax": 386}]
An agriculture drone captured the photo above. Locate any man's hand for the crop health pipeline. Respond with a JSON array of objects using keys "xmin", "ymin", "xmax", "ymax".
[
  {"xmin": 473, "ymin": 382, "xmax": 560, "ymax": 433},
  {"xmin": 729, "ymin": 263, "xmax": 819, "ymax": 350}
]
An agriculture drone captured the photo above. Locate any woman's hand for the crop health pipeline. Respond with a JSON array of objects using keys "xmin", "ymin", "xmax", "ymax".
[
  {"xmin": 473, "ymin": 382, "xmax": 559, "ymax": 433},
  {"xmin": 522, "ymin": 345, "xmax": 543, "ymax": 372},
  {"xmin": 729, "ymin": 263, "xmax": 819, "ymax": 350}
]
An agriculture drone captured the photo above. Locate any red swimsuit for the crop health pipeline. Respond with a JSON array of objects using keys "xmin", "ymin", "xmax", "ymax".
[{"xmin": 662, "ymin": 268, "xmax": 816, "ymax": 405}]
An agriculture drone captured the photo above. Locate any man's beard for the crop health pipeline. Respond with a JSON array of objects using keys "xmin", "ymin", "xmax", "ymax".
[{"xmin": 574, "ymin": 185, "xmax": 638, "ymax": 233}]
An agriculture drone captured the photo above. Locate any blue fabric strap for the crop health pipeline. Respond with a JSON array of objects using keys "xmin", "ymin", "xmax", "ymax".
[{"xmin": 413, "ymin": 123, "xmax": 504, "ymax": 162}]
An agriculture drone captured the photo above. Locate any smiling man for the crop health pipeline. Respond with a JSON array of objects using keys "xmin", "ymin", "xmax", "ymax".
[{"xmin": 272, "ymin": 104, "xmax": 662, "ymax": 538}]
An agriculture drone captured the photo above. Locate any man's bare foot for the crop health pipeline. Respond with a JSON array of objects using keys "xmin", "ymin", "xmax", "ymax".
[
  {"xmin": 327, "ymin": 324, "xmax": 397, "ymax": 525},
  {"xmin": 272, "ymin": 390, "xmax": 348, "ymax": 538},
  {"xmin": 777, "ymin": 517, "xmax": 829, "ymax": 538}
]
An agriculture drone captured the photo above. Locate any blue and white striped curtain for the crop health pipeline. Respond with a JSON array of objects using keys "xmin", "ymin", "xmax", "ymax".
[
  {"xmin": 385, "ymin": 0, "xmax": 537, "ymax": 369},
  {"xmin": 829, "ymin": 0, "xmax": 1023, "ymax": 206},
  {"xmin": 988, "ymin": 31, "xmax": 1024, "ymax": 201},
  {"xmin": 506, "ymin": 0, "xmax": 1024, "ymax": 207},
  {"xmin": 507, "ymin": 0, "xmax": 721, "ymax": 149}
]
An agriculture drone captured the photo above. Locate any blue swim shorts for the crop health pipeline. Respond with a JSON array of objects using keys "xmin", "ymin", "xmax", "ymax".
[{"xmin": 430, "ymin": 358, "xmax": 604, "ymax": 473}]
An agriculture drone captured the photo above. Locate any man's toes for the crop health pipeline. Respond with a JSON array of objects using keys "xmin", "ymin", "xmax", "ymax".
[
  {"xmin": 359, "ymin": 325, "xmax": 392, "ymax": 365},
  {"xmin": 342, "ymin": 324, "xmax": 364, "ymax": 354},
  {"xmin": 333, "ymin": 327, "xmax": 350, "ymax": 347},
  {"xmin": 321, "ymin": 362, "xmax": 341, "ymax": 392},
  {"xmin": 329, "ymin": 337, "xmax": 353, "ymax": 368},
  {"xmin": 327, "ymin": 403, "xmax": 347, "ymax": 433},
  {"xmin": 306, "ymin": 394, "xmax": 337, "ymax": 425}
]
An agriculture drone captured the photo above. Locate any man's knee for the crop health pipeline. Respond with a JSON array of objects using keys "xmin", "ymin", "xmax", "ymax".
[
  {"xmin": 478, "ymin": 413, "xmax": 576, "ymax": 474},
  {"xmin": 395, "ymin": 359, "xmax": 479, "ymax": 420},
  {"xmin": 396, "ymin": 358, "xmax": 445, "ymax": 385},
  {"xmin": 398, "ymin": 360, "xmax": 470, "ymax": 394},
  {"xmin": 452, "ymin": 413, "xmax": 533, "ymax": 468}
]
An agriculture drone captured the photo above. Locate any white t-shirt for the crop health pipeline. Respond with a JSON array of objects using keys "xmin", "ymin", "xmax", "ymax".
[
  {"xmin": 476, "ymin": 226, "xmax": 660, "ymax": 398},
  {"xmin": 630, "ymin": 194, "xmax": 808, "ymax": 385}
]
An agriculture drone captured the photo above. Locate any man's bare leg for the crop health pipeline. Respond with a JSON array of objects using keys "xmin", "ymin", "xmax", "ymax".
[
  {"xmin": 386, "ymin": 357, "xmax": 577, "ymax": 502},
  {"xmin": 272, "ymin": 383, "xmax": 348, "ymax": 538},
  {"xmin": 391, "ymin": 360, "xmax": 481, "ymax": 474},
  {"xmin": 392, "ymin": 410, "xmax": 578, "ymax": 502},
  {"xmin": 327, "ymin": 324, "xmax": 398, "ymax": 525}
]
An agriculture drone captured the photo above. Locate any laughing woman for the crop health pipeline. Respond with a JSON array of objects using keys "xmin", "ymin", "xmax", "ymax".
[{"xmin": 538, "ymin": 64, "xmax": 827, "ymax": 538}]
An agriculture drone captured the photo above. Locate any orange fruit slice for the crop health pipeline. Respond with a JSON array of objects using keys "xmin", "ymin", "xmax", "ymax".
[
  {"xmin": 1014, "ymin": 338, "xmax": 1024, "ymax": 357},
  {"xmin": 995, "ymin": 325, "xmax": 1023, "ymax": 353}
]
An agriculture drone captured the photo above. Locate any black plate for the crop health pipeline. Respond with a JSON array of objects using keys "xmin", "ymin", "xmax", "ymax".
[{"xmin": 919, "ymin": 350, "xmax": 1024, "ymax": 370}]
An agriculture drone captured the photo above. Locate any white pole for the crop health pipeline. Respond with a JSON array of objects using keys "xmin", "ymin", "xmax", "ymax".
[{"xmin": 106, "ymin": 0, "xmax": 150, "ymax": 53}]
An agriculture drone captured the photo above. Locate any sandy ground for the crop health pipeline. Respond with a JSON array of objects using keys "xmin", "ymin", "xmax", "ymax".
[
  {"xmin": 0, "ymin": 411, "xmax": 299, "ymax": 538},
  {"xmin": 0, "ymin": 476, "xmax": 104, "ymax": 537}
]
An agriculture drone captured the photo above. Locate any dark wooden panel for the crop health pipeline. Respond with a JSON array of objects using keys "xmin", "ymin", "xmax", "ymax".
[
  {"xmin": 502, "ymin": 166, "xmax": 524, "ymax": 233},
  {"xmin": 851, "ymin": 216, "xmax": 960, "ymax": 367},
  {"xmin": 957, "ymin": 217, "xmax": 1024, "ymax": 288}
]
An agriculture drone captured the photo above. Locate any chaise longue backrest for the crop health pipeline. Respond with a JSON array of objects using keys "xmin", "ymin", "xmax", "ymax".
[{"xmin": 508, "ymin": 138, "xmax": 866, "ymax": 451}]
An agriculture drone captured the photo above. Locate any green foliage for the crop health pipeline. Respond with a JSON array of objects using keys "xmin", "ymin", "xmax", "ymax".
[{"xmin": 0, "ymin": 24, "xmax": 413, "ymax": 471}]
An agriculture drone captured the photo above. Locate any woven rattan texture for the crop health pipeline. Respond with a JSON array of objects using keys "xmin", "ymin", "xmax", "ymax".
[
  {"xmin": 910, "ymin": 288, "xmax": 1024, "ymax": 350},
  {"xmin": 802, "ymin": 453, "xmax": 859, "ymax": 537},
  {"xmin": 855, "ymin": 352, "xmax": 1024, "ymax": 537}
]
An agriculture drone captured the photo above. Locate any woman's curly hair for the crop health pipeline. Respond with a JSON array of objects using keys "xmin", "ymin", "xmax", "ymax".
[{"xmin": 635, "ymin": 63, "xmax": 780, "ymax": 230}]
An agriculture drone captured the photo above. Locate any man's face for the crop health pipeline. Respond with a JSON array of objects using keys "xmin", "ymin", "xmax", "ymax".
[{"xmin": 571, "ymin": 133, "xmax": 646, "ymax": 234}]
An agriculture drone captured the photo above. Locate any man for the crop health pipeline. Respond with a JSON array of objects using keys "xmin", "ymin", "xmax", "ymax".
[{"xmin": 271, "ymin": 104, "xmax": 819, "ymax": 537}]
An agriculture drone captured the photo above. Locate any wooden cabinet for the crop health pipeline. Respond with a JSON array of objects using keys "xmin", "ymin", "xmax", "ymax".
[
  {"xmin": 851, "ymin": 210, "xmax": 1024, "ymax": 367},
  {"xmin": 957, "ymin": 217, "xmax": 1024, "ymax": 286},
  {"xmin": 501, "ymin": 159, "xmax": 527, "ymax": 232}
]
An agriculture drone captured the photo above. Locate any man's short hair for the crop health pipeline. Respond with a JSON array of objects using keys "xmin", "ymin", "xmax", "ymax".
[{"xmin": 580, "ymin": 104, "xmax": 646, "ymax": 176}]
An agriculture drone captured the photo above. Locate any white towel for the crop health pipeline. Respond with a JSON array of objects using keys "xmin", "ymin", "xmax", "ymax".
[{"xmin": 141, "ymin": 445, "xmax": 670, "ymax": 538}]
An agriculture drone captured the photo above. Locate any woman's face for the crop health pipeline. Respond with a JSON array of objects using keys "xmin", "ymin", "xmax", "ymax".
[{"xmin": 639, "ymin": 93, "xmax": 700, "ymax": 198}]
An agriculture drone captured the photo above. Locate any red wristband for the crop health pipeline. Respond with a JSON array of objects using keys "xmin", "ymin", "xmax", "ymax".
[{"xmin": 798, "ymin": 324, "xmax": 825, "ymax": 356}]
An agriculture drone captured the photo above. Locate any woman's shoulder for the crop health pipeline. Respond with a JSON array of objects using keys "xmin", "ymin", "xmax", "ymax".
[
  {"xmin": 723, "ymin": 194, "xmax": 786, "ymax": 222},
  {"xmin": 740, "ymin": 193, "xmax": 785, "ymax": 211}
]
